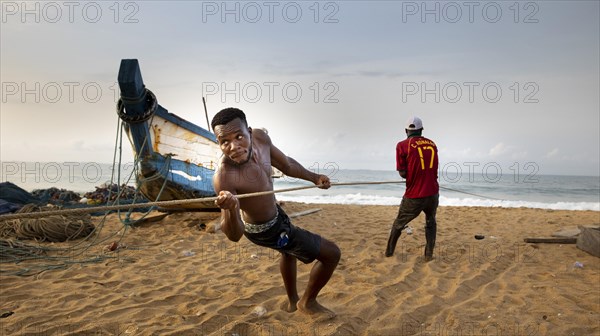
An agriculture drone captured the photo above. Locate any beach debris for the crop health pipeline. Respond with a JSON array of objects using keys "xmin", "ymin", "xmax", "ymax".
[
  {"xmin": 105, "ymin": 241, "xmax": 126, "ymax": 252},
  {"xmin": 124, "ymin": 325, "xmax": 138, "ymax": 334},
  {"xmin": 83, "ymin": 183, "xmax": 140, "ymax": 205},
  {"xmin": 474, "ymin": 234, "xmax": 485, "ymax": 240},
  {"xmin": 524, "ymin": 237, "xmax": 577, "ymax": 244},
  {"xmin": 0, "ymin": 311, "xmax": 14, "ymax": 318},
  {"xmin": 107, "ymin": 242, "xmax": 118, "ymax": 252},
  {"xmin": 573, "ymin": 261, "xmax": 584, "ymax": 269},
  {"xmin": 405, "ymin": 226, "xmax": 413, "ymax": 235},
  {"xmin": 252, "ymin": 305, "xmax": 267, "ymax": 317},
  {"xmin": 182, "ymin": 250, "xmax": 196, "ymax": 257}
]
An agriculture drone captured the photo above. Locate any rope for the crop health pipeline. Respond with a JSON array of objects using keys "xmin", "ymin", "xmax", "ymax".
[
  {"xmin": 1, "ymin": 113, "xmax": 161, "ymax": 276},
  {"xmin": 0, "ymin": 204, "xmax": 95, "ymax": 242},
  {"xmin": 0, "ymin": 180, "xmax": 507, "ymax": 222},
  {"xmin": 116, "ymin": 88, "xmax": 157, "ymax": 124},
  {"xmin": 0, "ymin": 239, "xmax": 44, "ymax": 262},
  {"xmin": 438, "ymin": 185, "xmax": 504, "ymax": 201},
  {"xmin": 0, "ymin": 177, "xmax": 507, "ymax": 276},
  {"xmin": 113, "ymin": 116, "xmax": 172, "ymax": 226},
  {"xmin": 0, "ymin": 181, "xmax": 406, "ymax": 220}
]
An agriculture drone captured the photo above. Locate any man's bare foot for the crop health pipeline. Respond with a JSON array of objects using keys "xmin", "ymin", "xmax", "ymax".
[
  {"xmin": 297, "ymin": 300, "xmax": 336, "ymax": 320},
  {"xmin": 281, "ymin": 298, "xmax": 298, "ymax": 313}
]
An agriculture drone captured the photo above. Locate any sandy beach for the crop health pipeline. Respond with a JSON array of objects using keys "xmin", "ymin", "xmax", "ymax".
[{"xmin": 1, "ymin": 203, "xmax": 599, "ymax": 335}]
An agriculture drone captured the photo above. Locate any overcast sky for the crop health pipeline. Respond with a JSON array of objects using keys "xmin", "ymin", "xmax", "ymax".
[{"xmin": 1, "ymin": 1, "xmax": 599, "ymax": 177}]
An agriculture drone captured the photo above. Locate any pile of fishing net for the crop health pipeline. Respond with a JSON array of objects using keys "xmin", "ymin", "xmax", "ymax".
[{"xmin": 82, "ymin": 183, "xmax": 140, "ymax": 205}]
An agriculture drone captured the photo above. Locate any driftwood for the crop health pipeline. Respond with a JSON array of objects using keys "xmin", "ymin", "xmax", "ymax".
[{"xmin": 524, "ymin": 237, "xmax": 578, "ymax": 244}]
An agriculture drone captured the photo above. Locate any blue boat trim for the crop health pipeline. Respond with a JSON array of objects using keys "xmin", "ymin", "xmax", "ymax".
[{"xmin": 155, "ymin": 107, "xmax": 217, "ymax": 143}]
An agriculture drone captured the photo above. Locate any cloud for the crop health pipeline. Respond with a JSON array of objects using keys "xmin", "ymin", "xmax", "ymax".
[
  {"xmin": 488, "ymin": 143, "xmax": 528, "ymax": 160},
  {"xmin": 545, "ymin": 148, "xmax": 560, "ymax": 158},
  {"xmin": 511, "ymin": 151, "xmax": 528, "ymax": 160},
  {"xmin": 488, "ymin": 142, "xmax": 508, "ymax": 157},
  {"xmin": 69, "ymin": 140, "xmax": 115, "ymax": 154}
]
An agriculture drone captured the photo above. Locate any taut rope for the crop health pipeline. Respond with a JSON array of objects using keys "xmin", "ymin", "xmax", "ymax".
[{"xmin": 0, "ymin": 181, "xmax": 405, "ymax": 221}]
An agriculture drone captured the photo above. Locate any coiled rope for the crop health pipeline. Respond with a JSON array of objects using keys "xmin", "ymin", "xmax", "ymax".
[
  {"xmin": 0, "ymin": 204, "xmax": 94, "ymax": 242},
  {"xmin": 116, "ymin": 88, "xmax": 157, "ymax": 124}
]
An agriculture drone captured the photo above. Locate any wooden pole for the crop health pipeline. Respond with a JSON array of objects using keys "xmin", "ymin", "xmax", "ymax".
[
  {"xmin": 524, "ymin": 237, "xmax": 578, "ymax": 244},
  {"xmin": 202, "ymin": 97, "xmax": 211, "ymax": 132}
]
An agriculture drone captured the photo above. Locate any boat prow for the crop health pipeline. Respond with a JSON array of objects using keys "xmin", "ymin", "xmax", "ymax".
[{"xmin": 117, "ymin": 59, "xmax": 220, "ymax": 209}]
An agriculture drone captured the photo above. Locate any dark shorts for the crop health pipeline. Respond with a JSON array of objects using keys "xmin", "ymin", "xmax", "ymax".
[{"xmin": 243, "ymin": 205, "xmax": 322, "ymax": 264}]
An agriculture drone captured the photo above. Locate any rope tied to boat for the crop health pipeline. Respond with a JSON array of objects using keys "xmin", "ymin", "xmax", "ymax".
[{"xmin": 0, "ymin": 181, "xmax": 407, "ymax": 221}]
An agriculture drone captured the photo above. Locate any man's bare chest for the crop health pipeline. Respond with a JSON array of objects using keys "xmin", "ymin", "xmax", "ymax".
[{"xmin": 231, "ymin": 162, "xmax": 273, "ymax": 193}]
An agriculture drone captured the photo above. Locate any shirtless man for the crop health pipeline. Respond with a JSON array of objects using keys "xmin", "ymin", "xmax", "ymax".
[{"xmin": 211, "ymin": 107, "xmax": 341, "ymax": 319}]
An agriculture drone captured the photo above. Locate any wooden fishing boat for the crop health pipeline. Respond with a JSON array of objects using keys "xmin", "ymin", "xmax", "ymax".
[{"xmin": 117, "ymin": 59, "xmax": 220, "ymax": 208}]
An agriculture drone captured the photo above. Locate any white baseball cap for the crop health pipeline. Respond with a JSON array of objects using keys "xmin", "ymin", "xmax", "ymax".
[{"xmin": 406, "ymin": 116, "xmax": 423, "ymax": 130}]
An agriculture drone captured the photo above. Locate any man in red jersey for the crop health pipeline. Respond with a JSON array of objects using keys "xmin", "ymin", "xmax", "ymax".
[{"xmin": 385, "ymin": 116, "xmax": 439, "ymax": 261}]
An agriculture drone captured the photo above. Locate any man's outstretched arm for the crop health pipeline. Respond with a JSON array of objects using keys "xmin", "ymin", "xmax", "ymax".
[
  {"xmin": 264, "ymin": 131, "xmax": 331, "ymax": 189},
  {"xmin": 213, "ymin": 177, "xmax": 244, "ymax": 242}
]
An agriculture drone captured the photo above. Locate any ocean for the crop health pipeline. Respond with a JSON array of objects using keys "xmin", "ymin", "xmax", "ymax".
[
  {"xmin": 274, "ymin": 169, "xmax": 600, "ymax": 211},
  {"xmin": 1, "ymin": 162, "xmax": 599, "ymax": 211}
]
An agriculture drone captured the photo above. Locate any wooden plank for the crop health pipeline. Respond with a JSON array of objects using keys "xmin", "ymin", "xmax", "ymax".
[
  {"xmin": 289, "ymin": 209, "xmax": 321, "ymax": 218},
  {"xmin": 524, "ymin": 237, "xmax": 578, "ymax": 244}
]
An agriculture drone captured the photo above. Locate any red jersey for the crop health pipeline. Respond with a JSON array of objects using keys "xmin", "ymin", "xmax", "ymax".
[{"xmin": 396, "ymin": 135, "xmax": 439, "ymax": 198}]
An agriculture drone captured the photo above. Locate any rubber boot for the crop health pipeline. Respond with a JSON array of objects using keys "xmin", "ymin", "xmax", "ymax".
[
  {"xmin": 385, "ymin": 226, "xmax": 403, "ymax": 257},
  {"xmin": 424, "ymin": 221, "xmax": 436, "ymax": 261}
]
